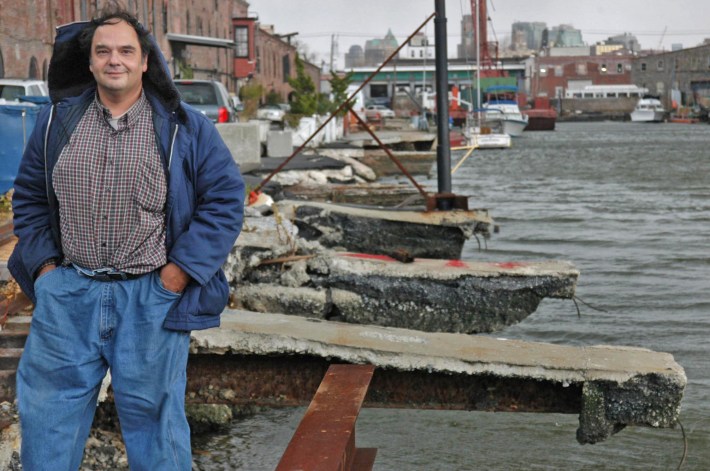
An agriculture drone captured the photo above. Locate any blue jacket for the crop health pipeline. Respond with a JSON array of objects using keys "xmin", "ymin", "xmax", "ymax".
[{"xmin": 9, "ymin": 21, "xmax": 244, "ymax": 331}]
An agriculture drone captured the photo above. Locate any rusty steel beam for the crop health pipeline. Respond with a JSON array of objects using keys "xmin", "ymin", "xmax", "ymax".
[
  {"xmin": 186, "ymin": 354, "xmax": 582, "ymax": 413},
  {"xmin": 276, "ymin": 364, "xmax": 376, "ymax": 471}
]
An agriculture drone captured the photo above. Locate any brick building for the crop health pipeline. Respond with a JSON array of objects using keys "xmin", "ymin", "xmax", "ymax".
[
  {"xmin": 526, "ymin": 52, "xmax": 635, "ymax": 99},
  {"xmin": 0, "ymin": 0, "xmax": 320, "ymax": 103},
  {"xmin": 632, "ymin": 44, "xmax": 710, "ymax": 110}
]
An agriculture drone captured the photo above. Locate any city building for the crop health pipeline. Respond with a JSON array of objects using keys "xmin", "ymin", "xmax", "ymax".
[
  {"xmin": 510, "ymin": 22, "xmax": 547, "ymax": 52},
  {"xmin": 548, "ymin": 25, "xmax": 584, "ymax": 48},
  {"xmin": 632, "ymin": 43, "xmax": 710, "ymax": 110},
  {"xmin": 345, "ymin": 45, "xmax": 366, "ymax": 69},
  {"xmin": 604, "ymin": 33, "xmax": 640, "ymax": 53},
  {"xmin": 402, "ymin": 32, "xmax": 434, "ymax": 61}
]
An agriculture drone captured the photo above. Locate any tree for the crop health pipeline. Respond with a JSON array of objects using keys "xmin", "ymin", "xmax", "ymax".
[
  {"xmin": 328, "ymin": 71, "xmax": 354, "ymax": 116},
  {"xmin": 239, "ymin": 82, "xmax": 264, "ymax": 119},
  {"xmin": 288, "ymin": 54, "xmax": 329, "ymax": 116}
]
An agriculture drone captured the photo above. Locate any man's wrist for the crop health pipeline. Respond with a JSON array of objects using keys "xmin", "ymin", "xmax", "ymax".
[{"xmin": 35, "ymin": 258, "xmax": 59, "ymax": 279}]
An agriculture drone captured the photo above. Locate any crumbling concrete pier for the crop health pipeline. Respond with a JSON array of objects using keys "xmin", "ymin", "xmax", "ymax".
[{"xmin": 189, "ymin": 309, "xmax": 686, "ymax": 445}]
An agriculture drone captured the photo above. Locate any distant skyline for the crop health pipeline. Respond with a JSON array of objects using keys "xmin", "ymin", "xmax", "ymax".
[{"xmin": 250, "ymin": 0, "xmax": 710, "ymax": 68}]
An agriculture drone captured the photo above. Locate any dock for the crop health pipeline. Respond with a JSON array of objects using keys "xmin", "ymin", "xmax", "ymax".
[{"xmin": 189, "ymin": 309, "xmax": 686, "ymax": 445}]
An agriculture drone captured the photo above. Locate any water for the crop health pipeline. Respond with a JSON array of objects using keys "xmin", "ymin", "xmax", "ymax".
[{"xmin": 194, "ymin": 122, "xmax": 710, "ymax": 470}]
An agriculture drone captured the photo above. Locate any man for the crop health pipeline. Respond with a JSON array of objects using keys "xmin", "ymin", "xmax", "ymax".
[{"xmin": 9, "ymin": 5, "xmax": 244, "ymax": 470}]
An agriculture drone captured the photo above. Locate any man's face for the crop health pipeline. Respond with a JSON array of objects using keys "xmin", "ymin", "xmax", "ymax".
[{"xmin": 89, "ymin": 19, "xmax": 147, "ymax": 99}]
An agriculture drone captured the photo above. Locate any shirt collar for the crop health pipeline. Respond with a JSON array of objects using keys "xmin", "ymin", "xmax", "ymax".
[{"xmin": 94, "ymin": 91, "xmax": 148, "ymax": 131}]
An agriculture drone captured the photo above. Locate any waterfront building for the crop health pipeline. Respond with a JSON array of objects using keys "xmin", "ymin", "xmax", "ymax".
[
  {"xmin": 632, "ymin": 43, "xmax": 710, "ymax": 111},
  {"xmin": 346, "ymin": 59, "xmax": 524, "ymax": 108}
]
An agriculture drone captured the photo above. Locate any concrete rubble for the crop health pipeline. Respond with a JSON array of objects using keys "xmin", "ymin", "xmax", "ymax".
[
  {"xmin": 190, "ymin": 309, "xmax": 687, "ymax": 445},
  {"xmin": 275, "ymin": 199, "xmax": 493, "ymax": 260},
  {"xmin": 226, "ymin": 211, "xmax": 578, "ymax": 334}
]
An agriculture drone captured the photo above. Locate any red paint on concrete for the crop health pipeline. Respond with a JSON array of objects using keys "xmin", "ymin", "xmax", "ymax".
[
  {"xmin": 445, "ymin": 260, "xmax": 469, "ymax": 268},
  {"xmin": 494, "ymin": 262, "xmax": 526, "ymax": 269}
]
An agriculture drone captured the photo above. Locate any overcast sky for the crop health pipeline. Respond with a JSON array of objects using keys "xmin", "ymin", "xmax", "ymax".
[{"xmin": 250, "ymin": 0, "xmax": 710, "ymax": 68}]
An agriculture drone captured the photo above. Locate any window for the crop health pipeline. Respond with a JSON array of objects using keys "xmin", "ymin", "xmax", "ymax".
[
  {"xmin": 600, "ymin": 63, "xmax": 607, "ymax": 73},
  {"xmin": 162, "ymin": 1, "xmax": 168, "ymax": 34},
  {"xmin": 576, "ymin": 63, "xmax": 587, "ymax": 75},
  {"xmin": 640, "ymin": 62, "xmax": 647, "ymax": 71},
  {"xmin": 282, "ymin": 54, "xmax": 290, "ymax": 82},
  {"xmin": 657, "ymin": 59, "xmax": 664, "ymax": 71},
  {"xmin": 235, "ymin": 26, "xmax": 249, "ymax": 58},
  {"xmin": 539, "ymin": 66, "xmax": 547, "ymax": 77},
  {"xmin": 616, "ymin": 63, "xmax": 623, "ymax": 73},
  {"xmin": 29, "ymin": 57, "xmax": 39, "ymax": 79}
]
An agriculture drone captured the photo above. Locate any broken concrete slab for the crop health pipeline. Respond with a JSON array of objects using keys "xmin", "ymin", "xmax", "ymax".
[
  {"xmin": 275, "ymin": 199, "xmax": 493, "ymax": 260},
  {"xmin": 234, "ymin": 251, "xmax": 578, "ymax": 334},
  {"xmin": 189, "ymin": 310, "xmax": 686, "ymax": 445},
  {"xmin": 226, "ymin": 213, "xmax": 574, "ymax": 334}
]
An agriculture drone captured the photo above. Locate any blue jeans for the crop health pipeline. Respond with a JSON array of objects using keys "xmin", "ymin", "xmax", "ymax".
[{"xmin": 17, "ymin": 266, "xmax": 192, "ymax": 470}]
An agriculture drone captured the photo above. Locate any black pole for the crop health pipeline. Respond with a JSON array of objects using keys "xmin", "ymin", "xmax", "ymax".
[{"xmin": 434, "ymin": 0, "xmax": 452, "ymax": 197}]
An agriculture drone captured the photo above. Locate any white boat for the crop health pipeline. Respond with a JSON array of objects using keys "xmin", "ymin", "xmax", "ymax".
[
  {"xmin": 461, "ymin": 0, "xmax": 512, "ymax": 150},
  {"xmin": 481, "ymin": 85, "xmax": 529, "ymax": 137},
  {"xmin": 630, "ymin": 96, "xmax": 667, "ymax": 122},
  {"xmin": 465, "ymin": 126, "xmax": 511, "ymax": 149}
]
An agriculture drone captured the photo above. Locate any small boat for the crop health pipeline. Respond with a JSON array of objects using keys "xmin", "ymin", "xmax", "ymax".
[
  {"xmin": 630, "ymin": 95, "xmax": 667, "ymax": 122},
  {"xmin": 481, "ymin": 85, "xmax": 529, "ymax": 137},
  {"xmin": 523, "ymin": 97, "xmax": 557, "ymax": 131}
]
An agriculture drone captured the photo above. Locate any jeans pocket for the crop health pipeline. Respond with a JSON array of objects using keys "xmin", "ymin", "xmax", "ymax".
[
  {"xmin": 153, "ymin": 272, "xmax": 183, "ymax": 299},
  {"xmin": 34, "ymin": 266, "xmax": 62, "ymax": 290}
]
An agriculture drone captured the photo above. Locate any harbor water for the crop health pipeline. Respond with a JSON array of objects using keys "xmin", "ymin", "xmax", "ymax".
[{"xmin": 193, "ymin": 122, "xmax": 710, "ymax": 470}]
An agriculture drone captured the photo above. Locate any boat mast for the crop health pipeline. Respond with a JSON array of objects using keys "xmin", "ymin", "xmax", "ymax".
[
  {"xmin": 475, "ymin": 0, "xmax": 482, "ymax": 124},
  {"xmin": 434, "ymin": 0, "xmax": 452, "ymax": 198}
]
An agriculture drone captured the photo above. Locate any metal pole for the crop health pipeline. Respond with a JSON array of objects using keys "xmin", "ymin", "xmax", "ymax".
[{"xmin": 434, "ymin": 0, "xmax": 452, "ymax": 198}]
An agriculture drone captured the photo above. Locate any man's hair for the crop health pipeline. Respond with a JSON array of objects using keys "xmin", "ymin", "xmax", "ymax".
[{"xmin": 78, "ymin": 2, "xmax": 152, "ymax": 60}]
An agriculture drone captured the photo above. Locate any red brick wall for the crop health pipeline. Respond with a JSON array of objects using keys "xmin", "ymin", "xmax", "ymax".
[
  {"xmin": 1, "ymin": 0, "xmax": 240, "ymax": 93},
  {"xmin": 0, "ymin": 0, "xmax": 58, "ymax": 79}
]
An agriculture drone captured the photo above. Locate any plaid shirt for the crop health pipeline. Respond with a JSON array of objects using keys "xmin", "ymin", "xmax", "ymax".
[{"xmin": 53, "ymin": 92, "xmax": 167, "ymax": 273}]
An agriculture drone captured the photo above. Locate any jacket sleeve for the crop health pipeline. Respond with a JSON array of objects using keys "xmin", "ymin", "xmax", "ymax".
[
  {"xmin": 10, "ymin": 105, "xmax": 62, "ymax": 292},
  {"xmin": 167, "ymin": 117, "xmax": 245, "ymax": 286}
]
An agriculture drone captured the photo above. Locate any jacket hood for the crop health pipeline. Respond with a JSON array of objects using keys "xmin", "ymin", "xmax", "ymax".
[{"xmin": 48, "ymin": 20, "xmax": 183, "ymax": 119}]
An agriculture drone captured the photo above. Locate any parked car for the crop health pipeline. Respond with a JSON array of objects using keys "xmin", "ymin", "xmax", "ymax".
[
  {"xmin": 256, "ymin": 105, "xmax": 286, "ymax": 122},
  {"xmin": 365, "ymin": 104, "xmax": 395, "ymax": 120},
  {"xmin": 173, "ymin": 79, "xmax": 237, "ymax": 123},
  {"xmin": 0, "ymin": 79, "xmax": 49, "ymax": 102}
]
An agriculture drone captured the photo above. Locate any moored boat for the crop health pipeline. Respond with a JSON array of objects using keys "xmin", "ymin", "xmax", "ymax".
[
  {"xmin": 630, "ymin": 95, "xmax": 667, "ymax": 122},
  {"xmin": 481, "ymin": 85, "xmax": 529, "ymax": 136},
  {"xmin": 523, "ymin": 97, "xmax": 557, "ymax": 131}
]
